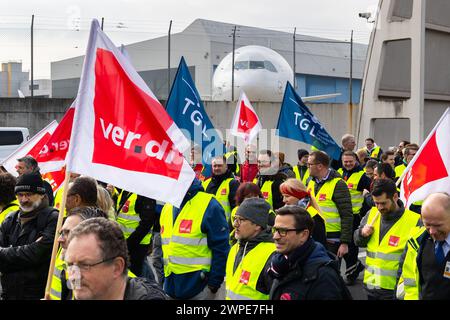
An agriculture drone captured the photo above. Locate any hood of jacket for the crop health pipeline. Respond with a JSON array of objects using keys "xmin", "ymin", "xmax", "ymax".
[{"xmin": 124, "ymin": 277, "xmax": 167, "ymax": 300}]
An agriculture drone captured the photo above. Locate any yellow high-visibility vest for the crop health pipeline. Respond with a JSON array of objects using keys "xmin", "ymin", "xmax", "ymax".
[
  {"xmin": 293, "ymin": 165, "xmax": 310, "ymax": 186},
  {"xmin": 307, "ymin": 177, "xmax": 342, "ymax": 233},
  {"xmin": 160, "ymin": 192, "xmax": 214, "ymax": 277},
  {"xmin": 0, "ymin": 200, "xmax": 19, "ymax": 224},
  {"xmin": 363, "ymin": 207, "xmax": 420, "ymax": 290},
  {"xmin": 337, "ymin": 168, "xmax": 365, "ymax": 215},
  {"xmin": 116, "ymin": 191, "xmax": 152, "ymax": 245},
  {"xmin": 253, "ymin": 178, "xmax": 274, "ymax": 209},
  {"xmin": 50, "ymin": 247, "xmax": 65, "ymax": 300},
  {"xmin": 203, "ymin": 177, "xmax": 233, "ymax": 223},
  {"xmin": 226, "ymin": 242, "xmax": 275, "ymax": 300},
  {"xmin": 395, "ymin": 163, "xmax": 406, "ymax": 179},
  {"xmin": 366, "ymin": 146, "xmax": 381, "ymax": 159},
  {"xmin": 397, "ymin": 226, "xmax": 427, "ymax": 300}
]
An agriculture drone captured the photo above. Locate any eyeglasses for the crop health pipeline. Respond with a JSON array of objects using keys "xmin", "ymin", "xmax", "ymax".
[
  {"xmin": 233, "ymin": 216, "xmax": 248, "ymax": 225},
  {"xmin": 63, "ymin": 256, "xmax": 117, "ymax": 273},
  {"xmin": 306, "ymin": 162, "xmax": 319, "ymax": 167},
  {"xmin": 58, "ymin": 229, "xmax": 71, "ymax": 239},
  {"xmin": 272, "ymin": 227, "xmax": 304, "ymax": 237}
]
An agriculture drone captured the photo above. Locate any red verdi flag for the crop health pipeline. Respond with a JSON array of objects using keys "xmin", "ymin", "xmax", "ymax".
[
  {"xmin": 400, "ymin": 108, "xmax": 450, "ymax": 208},
  {"xmin": 66, "ymin": 20, "xmax": 194, "ymax": 207},
  {"xmin": 230, "ymin": 91, "xmax": 262, "ymax": 143}
]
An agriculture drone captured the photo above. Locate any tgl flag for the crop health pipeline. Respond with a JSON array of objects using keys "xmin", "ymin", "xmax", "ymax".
[
  {"xmin": 66, "ymin": 20, "xmax": 195, "ymax": 207},
  {"xmin": 166, "ymin": 57, "xmax": 224, "ymax": 178},
  {"xmin": 400, "ymin": 108, "xmax": 450, "ymax": 208},
  {"xmin": 276, "ymin": 82, "xmax": 341, "ymax": 160},
  {"xmin": 230, "ymin": 91, "xmax": 262, "ymax": 143}
]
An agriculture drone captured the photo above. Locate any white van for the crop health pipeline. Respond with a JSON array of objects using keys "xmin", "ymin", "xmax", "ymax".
[{"xmin": 0, "ymin": 127, "xmax": 30, "ymax": 162}]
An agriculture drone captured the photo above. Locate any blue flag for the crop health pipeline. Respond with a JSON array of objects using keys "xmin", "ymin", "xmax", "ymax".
[
  {"xmin": 276, "ymin": 82, "xmax": 341, "ymax": 160},
  {"xmin": 166, "ymin": 57, "xmax": 224, "ymax": 177}
]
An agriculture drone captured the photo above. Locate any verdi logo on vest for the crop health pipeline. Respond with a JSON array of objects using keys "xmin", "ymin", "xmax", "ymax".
[
  {"xmin": 348, "ymin": 183, "xmax": 354, "ymax": 189},
  {"xmin": 221, "ymin": 188, "xmax": 227, "ymax": 195},
  {"xmin": 262, "ymin": 192, "xmax": 269, "ymax": 199},
  {"xmin": 92, "ymin": 48, "xmax": 184, "ymax": 179},
  {"xmin": 388, "ymin": 235, "xmax": 400, "ymax": 247},
  {"xmin": 122, "ymin": 200, "xmax": 130, "ymax": 213},
  {"xmin": 179, "ymin": 219, "xmax": 193, "ymax": 234},
  {"xmin": 239, "ymin": 270, "xmax": 251, "ymax": 285},
  {"xmin": 319, "ymin": 194, "xmax": 326, "ymax": 201}
]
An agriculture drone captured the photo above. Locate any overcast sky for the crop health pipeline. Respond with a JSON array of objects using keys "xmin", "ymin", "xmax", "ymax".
[{"xmin": 0, "ymin": 0, "xmax": 379, "ymax": 78}]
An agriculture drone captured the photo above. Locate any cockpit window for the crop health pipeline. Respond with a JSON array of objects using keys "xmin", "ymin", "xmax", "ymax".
[
  {"xmin": 234, "ymin": 60, "xmax": 277, "ymax": 72},
  {"xmin": 234, "ymin": 61, "xmax": 249, "ymax": 70},
  {"xmin": 264, "ymin": 60, "xmax": 277, "ymax": 72}
]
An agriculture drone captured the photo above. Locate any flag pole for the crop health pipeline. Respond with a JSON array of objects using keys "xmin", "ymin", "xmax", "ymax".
[
  {"xmin": 396, "ymin": 107, "xmax": 450, "ymax": 187},
  {"xmin": 44, "ymin": 168, "xmax": 71, "ymax": 298},
  {"xmin": 367, "ymin": 210, "xmax": 380, "ymax": 227}
]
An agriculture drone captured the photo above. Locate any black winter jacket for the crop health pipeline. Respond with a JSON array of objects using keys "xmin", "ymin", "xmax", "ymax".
[
  {"xmin": 269, "ymin": 240, "xmax": 351, "ymax": 300},
  {"xmin": 0, "ymin": 206, "xmax": 58, "ymax": 300},
  {"xmin": 123, "ymin": 277, "xmax": 167, "ymax": 300}
]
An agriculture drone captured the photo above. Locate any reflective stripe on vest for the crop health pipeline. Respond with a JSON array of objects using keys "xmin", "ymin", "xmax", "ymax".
[
  {"xmin": 363, "ymin": 207, "xmax": 420, "ymax": 290},
  {"xmin": 307, "ymin": 177, "xmax": 341, "ymax": 233},
  {"xmin": 203, "ymin": 177, "xmax": 233, "ymax": 223},
  {"xmin": 401, "ymin": 226, "xmax": 426, "ymax": 300},
  {"xmin": 337, "ymin": 168, "xmax": 365, "ymax": 215},
  {"xmin": 293, "ymin": 166, "xmax": 310, "ymax": 186},
  {"xmin": 160, "ymin": 192, "xmax": 214, "ymax": 277},
  {"xmin": 225, "ymin": 242, "xmax": 275, "ymax": 300},
  {"xmin": 0, "ymin": 200, "xmax": 19, "ymax": 224},
  {"xmin": 116, "ymin": 192, "xmax": 152, "ymax": 245},
  {"xmin": 50, "ymin": 248, "xmax": 64, "ymax": 300}
]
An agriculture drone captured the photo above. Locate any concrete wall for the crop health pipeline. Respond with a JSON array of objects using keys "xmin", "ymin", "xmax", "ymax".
[
  {"xmin": 0, "ymin": 97, "xmax": 357, "ymax": 165},
  {"xmin": 0, "ymin": 98, "xmax": 73, "ymax": 136}
]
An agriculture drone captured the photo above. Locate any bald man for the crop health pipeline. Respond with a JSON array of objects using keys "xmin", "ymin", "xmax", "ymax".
[{"xmin": 397, "ymin": 193, "xmax": 450, "ymax": 300}]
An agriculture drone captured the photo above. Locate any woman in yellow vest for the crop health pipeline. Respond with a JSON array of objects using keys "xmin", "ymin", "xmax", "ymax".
[
  {"xmin": 226, "ymin": 198, "xmax": 275, "ymax": 300},
  {"xmin": 0, "ymin": 173, "xmax": 19, "ymax": 224},
  {"xmin": 279, "ymin": 178, "xmax": 327, "ymax": 247}
]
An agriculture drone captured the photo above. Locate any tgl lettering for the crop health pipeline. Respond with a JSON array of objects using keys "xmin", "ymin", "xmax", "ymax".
[
  {"xmin": 182, "ymin": 98, "xmax": 208, "ymax": 138},
  {"xmin": 294, "ymin": 112, "xmax": 317, "ymax": 137}
]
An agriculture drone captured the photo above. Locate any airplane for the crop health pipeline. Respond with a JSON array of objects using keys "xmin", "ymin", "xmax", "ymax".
[{"xmin": 212, "ymin": 45, "xmax": 340, "ymax": 103}]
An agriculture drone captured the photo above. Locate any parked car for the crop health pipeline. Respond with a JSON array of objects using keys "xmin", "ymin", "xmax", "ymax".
[{"xmin": 0, "ymin": 127, "xmax": 30, "ymax": 162}]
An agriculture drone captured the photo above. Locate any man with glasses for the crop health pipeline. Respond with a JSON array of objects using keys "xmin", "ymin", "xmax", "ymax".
[
  {"xmin": 225, "ymin": 198, "xmax": 275, "ymax": 300},
  {"xmin": 254, "ymin": 149, "xmax": 286, "ymax": 210},
  {"xmin": 0, "ymin": 172, "xmax": 58, "ymax": 300},
  {"xmin": 48, "ymin": 206, "xmax": 109, "ymax": 300},
  {"xmin": 306, "ymin": 151, "xmax": 353, "ymax": 262},
  {"xmin": 64, "ymin": 218, "xmax": 166, "ymax": 300},
  {"xmin": 268, "ymin": 205, "xmax": 351, "ymax": 300}
]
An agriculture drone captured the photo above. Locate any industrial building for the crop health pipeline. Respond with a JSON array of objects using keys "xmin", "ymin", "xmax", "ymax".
[{"xmin": 51, "ymin": 18, "xmax": 367, "ymax": 102}]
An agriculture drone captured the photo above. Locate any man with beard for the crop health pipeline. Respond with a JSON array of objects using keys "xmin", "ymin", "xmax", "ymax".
[
  {"xmin": 0, "ymin": 172, "xmax": 58, "ymax": 299},
  {"xmin": 354, "ymin": 179, "xmax": 421, "ymax": 300}
]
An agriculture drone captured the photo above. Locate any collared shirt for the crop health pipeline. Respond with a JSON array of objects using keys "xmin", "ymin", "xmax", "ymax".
[
  {"xmin": 435, "ymin": 233, "xmax": 450, "ymax": 258},
  {"xmin": 314, "ymin": 169, "xmax": 331, "ymax": 184}
]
